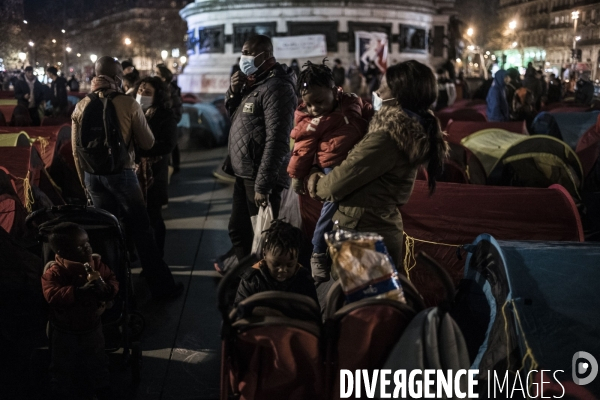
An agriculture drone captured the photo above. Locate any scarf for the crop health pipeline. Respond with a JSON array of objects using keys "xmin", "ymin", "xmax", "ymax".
[
  {"xmin": 90, "ymin": 75, "xmax": 121, "ymax": 92},
  {"xmin": 246, "ymin": 58, "xmax": 277, "ymax": 88}
]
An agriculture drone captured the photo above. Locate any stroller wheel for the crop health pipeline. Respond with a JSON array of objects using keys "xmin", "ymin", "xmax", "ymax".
[
  {"xmin": 128, "ymin": 311, "xmax": 145, "ymax": 341},
  {"xmin": 130, "ymin": 341, "xmax": 142, "ymax": 385}
]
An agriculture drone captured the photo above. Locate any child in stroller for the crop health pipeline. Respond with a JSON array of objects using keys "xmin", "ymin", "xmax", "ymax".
[
  {"xmin": 41, "ymin": 222, "xmax": 118, "ymax": 399},
  {"xmin": 234, "ymin": 219, "xmax": 319, "ymax": 308}
]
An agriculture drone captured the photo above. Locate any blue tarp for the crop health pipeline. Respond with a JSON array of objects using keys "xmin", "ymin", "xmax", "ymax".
[
  {"xmin": 532, "ymin": 111, "xmax": 600, "ymax": 149},
  {"xmin": 179, "ymin": 103, "xmax": 228, "ymax": 147},
  {"xmin": 465, "ymin": 234, "xmax": 600, "ymax": 396}
]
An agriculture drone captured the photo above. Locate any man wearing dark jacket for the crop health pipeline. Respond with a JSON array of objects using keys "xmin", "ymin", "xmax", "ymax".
[
  {"xmin": 47, "ymin": 66, "xmax": 69, "ymax": 116},
  {"xmin": 575, "ymin": 72, "xmax": 595, "ymax": 106},
  {"xmin": 226, "ymin": 35, "xmax": 297, "ymax": 262},
  {"xmin": 14, "ymin": 66, "xmax": 45, "ymax": 126}
]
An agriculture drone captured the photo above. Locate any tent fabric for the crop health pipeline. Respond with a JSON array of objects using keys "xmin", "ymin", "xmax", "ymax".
[
  {"xmin": 0, "ymin": 146, "xmax": 44, "ymax": 209},
  {"xmin": 0, "ymin": 105, "xmax": 16, "ymax": 124},
  {"xmin": 435, "ymin": 108, "xmax": 487, "ymax": 130},
  {"xmin": 400, "ymin": 181, "xmax": 583, "ymax": 306},
  {"xmin": 460, "ymin": 129, "xmax": 525, "ymax": 175},
  {"xmin": 180, "ymin": 103, "xmax": 227, "ymax": 147},
  {"xmin": 0, "ymin": 126, "xmax": 63, "ymax": 168},
  {"xmin": 576, "ymin": 115, "xmax": 600, "ymax": 177},
  {"xmin": 464, "ymin": 235, "xmax": 600, "ymax": 397},
  {"xmin": 532, "ymin": 111, "xmax": 600, "ymax": 149},
  {"xmin": 0, "ymin": 132, "xmax": 31, "ymax": 147},
  {"xmin": 446, "ymin": 120, "xmax": 526, "ymax": 144}
]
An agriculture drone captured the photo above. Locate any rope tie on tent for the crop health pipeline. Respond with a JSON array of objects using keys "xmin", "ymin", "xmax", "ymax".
[
  {"xmin": 15, "ymin": 171, "xmax": 34, "ymax": 212},
  {"xmin": 32, "ymin": 136, "xmax": 50, "ymax": 157},
  {"xmin": 402, "ymin": 232, "xmax": 462, "ymax": 280},
  {"xmin": 501, "ymin": 301, "xmax": 512, "ymax": 368}
]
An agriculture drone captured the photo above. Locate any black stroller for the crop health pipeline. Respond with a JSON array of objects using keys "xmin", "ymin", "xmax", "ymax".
[{"xmin": 26, "ymin": 205, "xmax": 144, "ymax": 383}]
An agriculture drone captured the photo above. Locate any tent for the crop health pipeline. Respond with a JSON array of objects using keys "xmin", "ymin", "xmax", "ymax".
[
  {"xmin": 531, "ymin": 111, "xmax": 600, "ymax": 149},
  {"xmin": 458, "ymin": 235, "xmax": 600, "ymax": 398},
  {"xmin": 0, "ymin": 132, "xmax": 64, "ymax": 210},
  {"xmin": 179, "ymin": 103, "xmax": 228, "ymax": 148},
  {"xmin": 435, "ymin": 108, "xmax": 487, "ymax": 130},
  {"xmin": 462, "ymin": 130, "xmax": 583, "ymax": 200},
  {"xmin": 400, "ymin": 181, "xmax": 583, "ymax": 306},
  {"xmin": 446, "ymin": 120, "xmax": 526, "ymax": 145},
  {"xmin": 575, "ymin": 114, "xmax": 600, "ymax": 178},
  {"xmin": 0, "ymin": 126, "xmax": 65, "ymax": 168},
  {"xmin": 0, "ymin": 105, "xmax": 16, "ymax": 125},
  {"xmin": 0, "ymin": 166, "xmax": 26, "ymax": 238}
]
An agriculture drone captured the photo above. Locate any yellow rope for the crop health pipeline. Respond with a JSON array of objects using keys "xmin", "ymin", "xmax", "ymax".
[
  {"xmin": 15, "ymin": 171, "xmax": 35, "ymax": 212},
  {"xmin": 33, "ymin": 136, "xmax": 50, "ymax": 157},
  {"xmin": 402, "ymin": 232, "xmax": 462, "ymax": 280},
  {"xmin": 501, "ymin": 301, "xmax": 512, "ymax": 369}
]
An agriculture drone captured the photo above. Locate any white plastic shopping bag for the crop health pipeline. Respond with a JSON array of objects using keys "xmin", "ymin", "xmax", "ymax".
[{"xmin": 251, "ymin": 204, "xmax": 273, "ymax": 254}]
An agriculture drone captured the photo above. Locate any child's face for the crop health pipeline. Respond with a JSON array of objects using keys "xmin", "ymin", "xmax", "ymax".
[
  {"xmin": 264, "ymin": 249, "xmax": 299, "ymax": 282},
  {"xmin": 59, "ymin": 229, "xmax": 93, "ymax": 263},
  {"xmin": 302, "ymin": 86, "xmax": 338, "ymax": 118}
]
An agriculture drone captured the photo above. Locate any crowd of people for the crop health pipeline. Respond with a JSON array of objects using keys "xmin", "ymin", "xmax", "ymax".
[{"xmin": 3, "ymin": 32, "xmax": 600, "ymax": 398}]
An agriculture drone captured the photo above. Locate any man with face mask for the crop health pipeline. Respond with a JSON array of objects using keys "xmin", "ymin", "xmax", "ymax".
[
  {"xmin": 14, "ymin": 66, "xmax": 45, "ymax": 126},
  {"xmin": 71, "ymin": 56, "xmax": 184, "ymax": 301},
  {"xmin": 225, "ymin": 35, "xmax": 297, "ymax": 263}
]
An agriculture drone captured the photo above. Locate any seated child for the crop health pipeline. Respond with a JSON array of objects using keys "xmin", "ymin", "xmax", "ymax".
[
  {"xmin": 234, "ymin": 220, "xmax": 319, "ymax": 308},
  {"xmin": 41, "ymin": 222, "xmax": 119, "ymax": 399},
  {"xmin": 287, "ymin": 60, "xmax": 373, "ymax": 283}
]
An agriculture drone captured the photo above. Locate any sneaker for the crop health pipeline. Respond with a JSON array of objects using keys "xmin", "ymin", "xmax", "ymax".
[
  {"xmin": 152, "ymin": 282, "xmax": 185, "ymax": 302},
  {"xmin": 310, "ymin": 252, "xmax": 330, "ymax": 283}
]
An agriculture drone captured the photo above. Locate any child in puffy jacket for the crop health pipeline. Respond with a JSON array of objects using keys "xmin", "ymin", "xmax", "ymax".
[{"xmin": 287, "ymin": 60, "xmax": 373, "ymax": 283}]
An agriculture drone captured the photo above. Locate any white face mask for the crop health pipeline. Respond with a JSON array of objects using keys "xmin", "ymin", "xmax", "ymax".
[
  {"xmin": 136, "ymin": 94, "xmax": 153, "ymax": 110},
  {"xmin": 372, "ymin": 92, "xmax": 395, "ymax": 111},
  {"xmin": 239, "ymin": 51, "xmax": 265, "ymax": 76}
]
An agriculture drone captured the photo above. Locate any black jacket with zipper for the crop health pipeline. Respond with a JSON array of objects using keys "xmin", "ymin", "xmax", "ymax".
[{"xmin": 225, "ymin": 63, "xmax": 297, "ymax": 194}]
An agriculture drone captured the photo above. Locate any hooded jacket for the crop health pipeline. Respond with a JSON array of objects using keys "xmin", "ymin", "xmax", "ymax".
[
  {"xmin": 41, "ymin": 254, "xmax": 119, "ymax": 332},
  {"xmin": 226, "ymin": 63, "xmax": 297, "ymax": 194},
  {"xmin": 234, "ymin": 260, "xmax": 318, "ymax": 307},
  {"xmin": 315, "ymin": 106, "xmax": 447, "ymax": 265},
  {"xmin": 288, "ymin": 93, "xmax": 372, "ymax": 179},
  {"xmin": 486, "ymin": 70, "xmax": 511, "ymax": 122}
]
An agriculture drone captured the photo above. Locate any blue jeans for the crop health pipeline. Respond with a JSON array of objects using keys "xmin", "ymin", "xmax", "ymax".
[
  {"xmin": 312, "ymin": 168, "xmax": 337, "ymax": 254},
  {"xmin": 85, "ymin": 169, "xmax": 175, "ymax": 296}
]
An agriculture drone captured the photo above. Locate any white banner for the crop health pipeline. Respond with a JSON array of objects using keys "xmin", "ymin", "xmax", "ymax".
[
  {"xmin": 355, "ymin": 31, "xmax": 388, "ymax": 74},
  {"xmin": 273, "ymin": 34, "xmax": 327, "ymax": 59}
]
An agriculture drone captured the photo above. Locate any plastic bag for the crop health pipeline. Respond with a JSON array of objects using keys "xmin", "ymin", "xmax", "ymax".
[
  {"xmin": 325, "ymin": 228, "xmax": 405, "ymax": 304},
  {"xmin": 251, "ymin": 205, "xmax": 273, "ymax": 254}
]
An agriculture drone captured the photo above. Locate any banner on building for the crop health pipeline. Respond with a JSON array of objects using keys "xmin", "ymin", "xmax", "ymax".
[
  {"xmin": 355, "ymin": 31, "xmax": 388, "ymax": 74},
  {"xmin": 273, "ymin": 34, "xmax": 327, "ymax": 59}
]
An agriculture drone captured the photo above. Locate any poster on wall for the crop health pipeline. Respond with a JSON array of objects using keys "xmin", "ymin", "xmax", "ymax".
[
  {"xmin": 399, "ymin": 25, "xmax": 427, "ymax": 53},
  {"xmin": 355, "ymin": 31, "xmax": 388, "ymax": 74},
  {"xmin": 272, "ymin": 35, "xmax": 327, "ymax": 59}
]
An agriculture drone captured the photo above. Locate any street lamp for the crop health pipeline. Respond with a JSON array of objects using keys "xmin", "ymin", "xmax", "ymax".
[
  {"xmin": 66, "ymin": 47, "xmax": 72, "ymax": 53},
  {"xmin": 467, "ymin": 27, "xmax": 474, "ymax": 37},
  {"xmin": 52, "ymin": 39, "xmax": 57, "ymax": 44},
  {"xmin": 28, "ymin": 41, "xmax": 34, "ymax": 47},
  {"xmin": 77, "ymin": 53, "xmax": 81, "ymax": 57},
  {"xmin": 512, "ymin": 41, "xmax": 518, "ymax": 48},
  {"xmin": 572, "ymin": 10, "xmax": 580, "ymax": 66},
  {"xmin": 180, "ymin": 56, "xmax": 187, "ymax": 64},
  {"xmin": 18, "ymin": 52, "xmax": 27, "ymax": 63},
  {"xmin": 90, "ymin": 54, "xmax": 97, "ymax": 63},
  {"xmin": 161, "ymin": 50, "xmax": 168, "ymax": 61},
  {"xmin": 23, "ymin": 20, "xmax": 27, "ymax": 24},
  {"xmin": 124, "ymin": 38, "xmax": 132, "ymax": 46},
  {"xmin": 509, "ymin": 20, "xmax": 517, "ymax": 30},
  {"xmin": 61, "ymin": 29, "xmax": 66, "ymax": 34}
]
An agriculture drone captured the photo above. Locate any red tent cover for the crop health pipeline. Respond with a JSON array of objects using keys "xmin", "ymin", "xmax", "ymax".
[
  {"xmin": 435, "ymin": 108, "xmax": 487, "ymax": 130},
  {"xmin": 0, "ymin": 91, "xmax": 15, "ymax": 99},
  {"xmin": 0, "ymin": 126, "xmax": 65, "ymax": 168},
  {"xmin": 0, "ymin": 166, "xmax": 23, "ymax": 235},
  {"xmin": 575, "ymin": 114, "xmax": 600, "ymax": 177},
  {"xmin": 0, "ymin": 146, "xmax": 44, "ymax": 209},
  {"xmin": 401, "ymin": 181, "xmax": 583, "ymax": 306},
  {"xmin": 0, "ymin": 105, "xmax": 16, "ymax": 124},
  {"xmin": 446, "ymin": 120, "xmax": 526, "ymax": 144}
]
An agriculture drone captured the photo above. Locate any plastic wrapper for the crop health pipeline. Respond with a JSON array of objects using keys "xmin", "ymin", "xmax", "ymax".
[{"xmin": 325, "ymin": 228, "xmax": 405, "ymax": 304}]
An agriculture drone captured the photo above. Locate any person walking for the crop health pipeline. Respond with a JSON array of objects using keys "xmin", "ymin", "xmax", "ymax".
[
  {"xmin": 46, "ymin": 67, "xmax": 69, "ymax": 116},
  {"xmin": 14, "ymin": 66, "xmax": 45, "ymax": 126}
]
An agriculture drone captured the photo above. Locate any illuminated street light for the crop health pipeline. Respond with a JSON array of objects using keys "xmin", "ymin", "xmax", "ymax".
[
  {"xmin": 509, "ymin": 20, "xmax": 517, "ymax": 30},
  {"xmin": 467, "ymin": 45, "xmax": 475, "ymax": 51},
  {"xmin": 18, "ymin": 52, "xmax": 27, "ymax": 61},
  {"xmin": 512, "ymin": 41, "xmax": 518, "ymax": 48},
  {"xmin": 467, "ymin": 28, "xmax": 474, "ymax": 37},
  {"xmin": 455, "ymin": 58, "xmax": 461, "ymax": 63},
  {"xmin": 575, "ymin": 36, "xmax": 581, "ymax": 41},
  {"xmin": 124, "ymin": 38, "xmax": 132, "ymax": 46},
  {"xmin": 90, "ymin": 54, "xmax": 98, "ymax": 63},
  {"xmin": 180, "ymin": 56, "xmax": 187, "ymax": 64},
  {"xmin": 66, "ymin": 47, "xmax": 72, "ymax": 53},
  {"xmin": 61, "ymin": 29, "xmax": 66, "ymax": 33},
  {"xmin": 28, "ymin": 41, "xmax": 34, "ymax": 47},
  {"xmin": 161, "ymin": 50, "xmax": 168, "ymax": 61},
  {"xmin": 77, "ymin": 53, "xmax": 81, "ymax": 57},
  {"xmin": 52, "ymin": 39, "xmax": 57, "ymax": 44},
  {"xmin": 58, "ymin": 62, "xmax": 62, "ymax": 66},
  {"xmin": 572, "ymin": 11, "xmax": 579, "ymax": 20}
]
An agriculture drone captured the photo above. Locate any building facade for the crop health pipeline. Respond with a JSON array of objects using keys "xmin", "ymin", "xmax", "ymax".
[
  {"xmin": 179, "ymin": 0, "xmax": 456, "ymax": 93},
  {"xmin": 498, "ymin": 0, "xmax": 600, "ymax": 79}
]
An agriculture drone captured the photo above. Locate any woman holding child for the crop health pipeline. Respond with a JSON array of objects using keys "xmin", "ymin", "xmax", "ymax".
[{"xmin": 307, "ymin": 60, "xmax": 449, "ymax": 269}]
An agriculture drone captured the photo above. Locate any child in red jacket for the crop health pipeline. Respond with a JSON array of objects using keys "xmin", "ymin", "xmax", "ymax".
[
  {"xmin": 41, "ymin": 222, "xmax": 119, "ymax": 399},
  {"xmin": 288, "ymin": 60, "xmax": 373, "ymax": 283}
]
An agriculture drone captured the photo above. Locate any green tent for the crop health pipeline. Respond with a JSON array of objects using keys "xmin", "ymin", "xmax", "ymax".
[
  {"xmin": 0, "ymin": 132, "xmax": 32, "ymax": 148},
  {"xmin": 461, "ymin": 129, "xmax": 583, "ymax": 199}
]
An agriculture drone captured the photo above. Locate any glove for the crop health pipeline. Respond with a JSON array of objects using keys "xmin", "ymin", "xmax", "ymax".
[{"xmin": 291, "ymin": 178, "xmax": 306, "ymax": 195}]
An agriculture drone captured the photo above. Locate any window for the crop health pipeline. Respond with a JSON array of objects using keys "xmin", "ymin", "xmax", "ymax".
[{"xmin": 555, "ymin": 16, "xmax": 559, "ymax": 24}]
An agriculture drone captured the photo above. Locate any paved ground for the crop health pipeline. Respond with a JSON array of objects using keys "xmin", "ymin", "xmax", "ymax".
[{"xmin": 1, "ymin": 148, "xmax": 231, "ymax": 400}]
